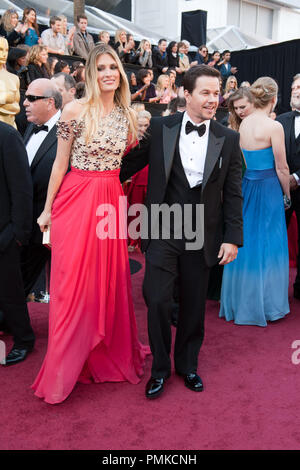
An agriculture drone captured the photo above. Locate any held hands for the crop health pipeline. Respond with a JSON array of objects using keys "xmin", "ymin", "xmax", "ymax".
[
  {"xmin": 37, "ymin": 211, "xmax": 51, "ymax": 233},
  {"xmin": 218, "ymin": 243, "xmax": 238, "ymax": 265},
  {"xmin": 290, "ymin": 174, "xmax": 298, "ymax": 191}
]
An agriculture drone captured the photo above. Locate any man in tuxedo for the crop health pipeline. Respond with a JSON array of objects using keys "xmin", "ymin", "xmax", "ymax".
[
  {"xmin": 121, "ymin": 65, "xmax": 243, "ymax": 398},
  {"xmin": 0, "ymin": 122, "xmax": 35, "ymax": 365},
  {"xmin": 22, "ymin": 78, "xmax": 62, "ymax": 297},
  {"xmin": 277, "ymin": 73, "xmax": 300, "ymax": 298}
]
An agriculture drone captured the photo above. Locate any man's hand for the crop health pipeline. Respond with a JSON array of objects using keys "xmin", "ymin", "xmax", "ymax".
[
  {"xmin": 231, "ymin": 67, "xmax": 237, "ymax": 74},
  {"xmin": 218, "ymin": 243, "xmax": 238, "ymax": 265},
  {"xmin": 290, "ymin": 174, "xmax": 298, "ymax": 191}
]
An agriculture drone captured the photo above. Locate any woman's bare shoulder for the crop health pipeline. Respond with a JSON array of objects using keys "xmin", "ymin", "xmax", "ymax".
[{"xmin": 60, "ymin": 99, "xmax": 85, "ymax": 122}]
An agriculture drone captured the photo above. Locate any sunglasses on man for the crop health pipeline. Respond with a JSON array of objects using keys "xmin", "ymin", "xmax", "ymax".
[{"xmin": 25, "ymin": 95, "xmax": 51, "ymax": 102}]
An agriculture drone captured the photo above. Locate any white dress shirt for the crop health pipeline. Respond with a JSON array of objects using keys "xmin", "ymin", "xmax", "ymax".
[
  {"xmin": 291, "ymin": 114, "xmax": 300, "ymax": 185},
  {"xmin": 26, "ymin": 110, "xmax": 61, "ymax": 166},
  {"xmin": 295, "ymin": 114, "xmax": 300, "ymax": 139},
  {"xmin": 179, "ymin": 111, "xmax": 210, "ymax": 188}
]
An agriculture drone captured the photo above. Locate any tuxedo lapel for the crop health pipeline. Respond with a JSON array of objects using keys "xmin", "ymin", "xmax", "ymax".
[
  {"xmin": 30, "ymin": 125, "xmax": 57, "ymax": 171},
  {"xmin": 23, "ymin": 123, "xmax": 34, "ymax": 145},
  {"xmin": 202, "ymin": 123, "xmax": 225, "ymax": 191},
  {"xmin": 283, "ymin": 115, "xmax": 293, "ymax": 155},
  {"xmin": 162, "ymin": 113, "xmax": 183, "ymax": 182}
]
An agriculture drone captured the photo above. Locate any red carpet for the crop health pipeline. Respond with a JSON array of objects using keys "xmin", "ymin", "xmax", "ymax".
[{"xmin": 1, "ymin": 253, "xmax": 300, "ymax": 450}]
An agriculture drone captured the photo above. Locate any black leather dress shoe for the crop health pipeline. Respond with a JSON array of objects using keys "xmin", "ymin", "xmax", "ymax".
[
  {"xmin": 3, "ymin": 347, "xmax": 32, "ymax": 366},
  {"xmin": 145, "ymin": 377, "xmax": 166, "ymax": 399},
  {"xmin": 177, "ymin": 372, "xmax": 204, "ymax": 392}
]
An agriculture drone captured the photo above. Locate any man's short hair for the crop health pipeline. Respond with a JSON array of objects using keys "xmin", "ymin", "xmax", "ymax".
[
  {"xmin": 50, "ymin": 16, "xmax": 61, "ymax": 27},
  {"xmin": 77, "ymin": 14, "xmax": 88, "ymax": 22},
  {"xmin": 183, "ymin": 65, "xmax": 220, "ymax": 94},
  {"xmin": 44, "ymin": 86, "xmax": 63, "ymax": 110},
  {"xmin": 158, "ymin": 38, "xmax": 167, "ymax": 45},
  {"xmin": 293, "ymin": 73, "xmax": 300, "ymax": 83},
  {"xmin": 222, "ymin": 50, "xmax": 230, "ymax": 56},
  {"xmin": 52, "ymin": 72, "xmax": 76, "ymax": 90}
]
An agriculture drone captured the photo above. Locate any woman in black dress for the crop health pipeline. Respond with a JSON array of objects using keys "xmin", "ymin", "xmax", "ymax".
[{"xmin": 27, "ymin": 45, "xmax": 50, "ymax": 83}]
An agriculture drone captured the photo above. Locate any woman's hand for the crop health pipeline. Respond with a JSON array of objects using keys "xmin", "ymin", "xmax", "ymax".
[{"xmin": 37, "ymin": 211, "xmax": 51, "ymax": 233}]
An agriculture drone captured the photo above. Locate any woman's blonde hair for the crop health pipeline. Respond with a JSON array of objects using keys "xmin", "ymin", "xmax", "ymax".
[
  {"xmin": 80, "ymin": 43, "xmax": 137, "ymax": 145},
  {"xmin": 28, "ymin": 44, "xmax": 48, "ymax": 66},
  {"xmin": 0, "ymin": 9, "xmax": 19, "ymax": 32},
  {"xmin": 225, "ymin": 75, "xmax": 238, "ymax": 93},
  {"xmin": 137, "ymin": 39, "xmax": 151, "ymax": 54},
  {"xmin": 114, "ymin": 29, "xmax": 127, "ymax": 54},
  {"xmin": 156, "ymin": 74, "xmax": 169, "ymax": 92},
  {"xmin": 137, "ymin": 110, "xmax": 151, "ymax": 121},
  {"xmin": 250, "ymin": 76, "xmax": 278, "ymax": 109},
  {"xmin": 58, "ymin": 15, "xmax": 67, "ymax": 35},
  {"xmin": 131, "ymin": 103, "xmax": 145, "ymax": 114}
]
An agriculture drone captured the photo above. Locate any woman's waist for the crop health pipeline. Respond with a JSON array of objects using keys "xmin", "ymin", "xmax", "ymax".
[
  {"xmin": 70, "ymin": 166, "xmax": 120, "ymax": 178},
  {"xmin": 244, "ymin": 168, "xmax": 277, "ymax": 180}
]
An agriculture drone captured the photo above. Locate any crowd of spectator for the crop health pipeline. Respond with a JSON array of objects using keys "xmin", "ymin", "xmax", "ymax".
[{"xmin": 0, "ymin": 7, "xmax": 248, "ymax": 135}]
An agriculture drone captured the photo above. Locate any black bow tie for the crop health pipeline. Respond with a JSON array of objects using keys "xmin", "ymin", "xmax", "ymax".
[
  {"xmin": 32, "ymin": 124, "xmax": 48, "ymax": 134},
  {"xmin": 293, "ymin": 110, "xmax": 300, "ymax": 117},
  {"xmin": 185, "ymin": 121, "xmax": 206, "ymax": 137}
]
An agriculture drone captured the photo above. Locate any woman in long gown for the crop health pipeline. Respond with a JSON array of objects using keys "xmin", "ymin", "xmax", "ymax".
[
  {"xmin": 32, "ymin": 44, "xmax": 149, "ymax": 404},
  {"xmin": 219, "ymin": 77, "xmax": 290, "ymax": 326},
  {"xmin": 207, "ymin": 87, "xmax": 254, "ymax": 301}
]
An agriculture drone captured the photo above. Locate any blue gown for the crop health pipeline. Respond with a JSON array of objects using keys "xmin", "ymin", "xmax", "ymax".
[{"xmin": 219, "ymin": 147, "xmax": 289, "ymax": 327}]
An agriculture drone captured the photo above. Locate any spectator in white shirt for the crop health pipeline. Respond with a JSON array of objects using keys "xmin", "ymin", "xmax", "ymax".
[{"xmin": 41, "ymin": 16, "xmax": 68, "ymax": 56}]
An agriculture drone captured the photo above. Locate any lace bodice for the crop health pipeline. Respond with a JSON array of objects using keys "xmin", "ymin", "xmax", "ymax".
[{"xmin": 56, "ymin": 106, "xmax": 129, "ymax": 171}]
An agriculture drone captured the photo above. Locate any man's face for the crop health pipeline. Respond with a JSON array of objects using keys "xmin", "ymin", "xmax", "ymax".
[
  {"xmin": 24, "ymin": 82, "xmax": 54, "ymax": 125},
  {"xmin": 52, "ymin": 20, "xmax": 61, "ymax": 34},
  {"xmin": 223, "ymin": 52, "xmax": 231, "ymax": 62},
  {"xmin": 78, "ymin": 18, "xmax": 87, "ymax": 33},
  {"xmin": 51, "ymin": 75, "xmax": 74, "ymax": 108},
  {"xmin": 185, "ymin": 75, "xmax": 220, "ymax": 122},
  {"xmin": 159, "ymin": 41, "xmax": 167, "ymax": 53},
  {"xmin": 291, "ymin": 78, "xmax": 300, "ymax": 111}
]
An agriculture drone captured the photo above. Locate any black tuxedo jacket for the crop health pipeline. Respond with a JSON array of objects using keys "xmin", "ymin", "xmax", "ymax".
[
  {"xmin": 0, "ymin": 122, "xmax": 32, "ymax": 251},
  {"xmin": 152, "ymin": 48, "xmax": 169, "ymax": 74},
  {"xmin": 120, "ymin": 112, "xmax": 243, "ymax": 266},
  {"xmin": 23, "ymin": 123, "xmax": 58, "ymax": 244},
  {"xmin": 276, "ymin": 111, "xmax": 300, "ymax": 177}
]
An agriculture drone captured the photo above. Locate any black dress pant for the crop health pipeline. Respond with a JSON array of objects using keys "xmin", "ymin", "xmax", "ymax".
[
  {"xmin": 0, "ymin": 241, "xmax": 35, "ymax": 349},
  {"xmin": 143, "ymin": 238, "xmax": 210, "ymax": 379},
  {"xmin": 286, "ymin": 189, "xmax": 300, "ymax": 289},
  {"xmin": 21, "ymin": 243, "xmax": 51, "ymax": 297}
]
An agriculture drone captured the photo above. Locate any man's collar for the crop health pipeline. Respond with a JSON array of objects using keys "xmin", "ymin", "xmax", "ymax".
[
  {"xmin": 183, "ymin": 111, "xmax": 210, "ymax": 129},
  {"xmin": 44, "ymin": 110, "xmax": 61, "ymax": 130}
]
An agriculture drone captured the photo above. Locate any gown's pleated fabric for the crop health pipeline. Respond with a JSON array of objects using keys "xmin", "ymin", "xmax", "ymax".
[
  {"xmin": 31, "ymin": 110, "xmax": 150, "ymax": 404},
  {"xmin": 219, "ymin": 147, "xmax": 289, "ymax": 327}
]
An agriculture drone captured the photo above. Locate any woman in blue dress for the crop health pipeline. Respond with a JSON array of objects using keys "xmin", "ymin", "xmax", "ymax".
[
  {"xmin": 220, "ymin": 77, "xmax": 290, "ymax": 326},
  {"xmin": 21, "ymin": 8, "xmax": 40, "ymax": 47}
]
